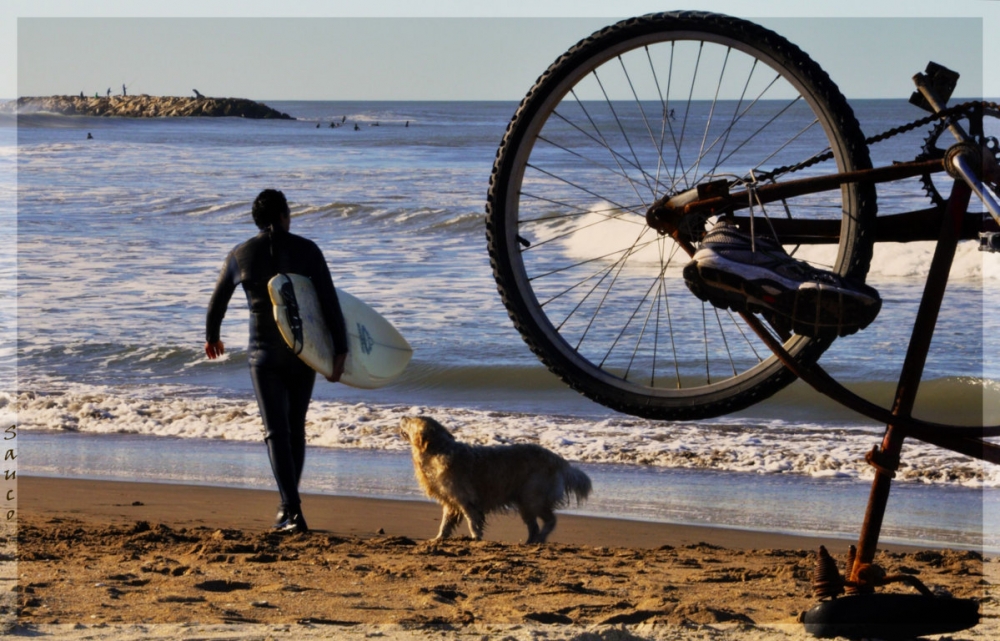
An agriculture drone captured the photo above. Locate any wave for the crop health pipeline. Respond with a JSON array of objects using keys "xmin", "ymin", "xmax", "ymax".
[
  {"xmin": 21, "ymin": 334, "xmax": 998, "ymax": 425},
  {"xmin": 397, "ymin": 361, "xmax": 567, "ymax": 392},
  {"xmin": 795, "ymin": 240, "xmax": 997, "ymax": 283},
  {"xmin": 284, "ymin": 200, "xmax": 480, "ymax": 234},
  {"xmin": 5, "ymin": 382, "xmax": 997, "ymax": 488},
  {"xmin": 558, "ymin": 211, "xmax": 995, "ymax": 284},
  {"xmin": 746, "ymin": 376, "xmax": 998, "ymax": 427}
]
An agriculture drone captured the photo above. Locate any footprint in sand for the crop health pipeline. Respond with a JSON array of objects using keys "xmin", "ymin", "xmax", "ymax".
[{"xmin": 193, "ymin": 579, "xmax": 253, "ymax": 593}]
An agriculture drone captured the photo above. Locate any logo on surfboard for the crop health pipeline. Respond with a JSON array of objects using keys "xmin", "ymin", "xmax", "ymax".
[{"xmin": 357, "ymin": 322, "xmax": 374, "ymax": 355}]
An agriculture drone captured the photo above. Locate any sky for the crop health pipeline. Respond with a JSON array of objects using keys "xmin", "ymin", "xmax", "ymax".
[{"xmin": 0, "ymin": 0, "xmax": 998, "ymax": 101}]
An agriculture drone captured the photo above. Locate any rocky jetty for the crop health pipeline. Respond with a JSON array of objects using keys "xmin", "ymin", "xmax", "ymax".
[{"xmin": 0, "ymin": 95, "xmax": 294, "ymax": 119}]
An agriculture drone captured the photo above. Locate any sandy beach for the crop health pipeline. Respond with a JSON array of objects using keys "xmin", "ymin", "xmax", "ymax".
[{"xmin": 5, "ymin": 476, "xmax": 997, "ymax": 640}]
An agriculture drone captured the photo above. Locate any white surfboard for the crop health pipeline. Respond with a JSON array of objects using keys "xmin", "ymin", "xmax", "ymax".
[{"xmin": 267, "ymin": 273, "xmax": 413, "ymax": 389}]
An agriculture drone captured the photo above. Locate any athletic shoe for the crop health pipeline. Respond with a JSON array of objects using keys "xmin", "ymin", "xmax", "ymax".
[
  {"xmin": 274, "ymin": 512, "xmax": 309, "ymax": 534},
  {"xmin": 682, "ymin": 221, "xmax": 881, "ymax": 337}
]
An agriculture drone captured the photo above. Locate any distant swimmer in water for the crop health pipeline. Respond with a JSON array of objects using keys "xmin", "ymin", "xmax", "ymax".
[
  {"xmin": 405, "ymin": 120, "xmax": 409, "ymax": 127},
  {"xmin": 354, "ymin": 123, "xmax": 359, "ymax": 131},
  {"xmin": 341, "ymin": 115, "xmax": 346, "ymax": 123},
  {"xmin": 316, "ymin": 123, "xmax": 321, "ymax": 128},
  {"xmin": 87, "ymin": 133, "xmax": 93, "ymax": 139},
  {"xmin": 329, "ymin": 122, "xmax": 336, "ymax": 128}
]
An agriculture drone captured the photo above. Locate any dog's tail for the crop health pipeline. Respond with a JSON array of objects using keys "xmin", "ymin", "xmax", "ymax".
[{"xmin": 562, "ymin": 466, "xmax": 592, "ymax": 504}]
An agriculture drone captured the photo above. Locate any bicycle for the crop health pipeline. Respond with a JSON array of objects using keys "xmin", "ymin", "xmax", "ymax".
[{"xmin": 485, "ymin": 11, "xmax": 998, "ymax": 639}]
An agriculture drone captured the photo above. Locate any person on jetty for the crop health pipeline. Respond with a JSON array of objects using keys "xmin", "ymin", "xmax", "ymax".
[{"xmin": 205, "ymin": 189, "xmax": 349, "ymax": 534}]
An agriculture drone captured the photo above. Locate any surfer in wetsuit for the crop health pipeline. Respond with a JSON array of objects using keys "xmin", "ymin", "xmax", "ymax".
[{"xmin": 205, "ymin": 189, "xmax": 348, "ymax": 533}]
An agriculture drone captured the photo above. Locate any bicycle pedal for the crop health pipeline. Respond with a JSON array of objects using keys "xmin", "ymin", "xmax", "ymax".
[{"xmin": 979, "ymin": 231, "xmax": 1000, "ymax": 252}]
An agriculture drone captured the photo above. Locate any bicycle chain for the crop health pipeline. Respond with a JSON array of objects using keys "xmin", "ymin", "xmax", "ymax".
[{"xmin": 759, "ymin": 100, "xmax": 999, "ymax": 182}]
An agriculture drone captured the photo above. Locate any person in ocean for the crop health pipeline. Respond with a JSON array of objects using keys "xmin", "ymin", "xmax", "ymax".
[{"xmin": 205, "ymin": 189, "xmax": 349, "ymax": 534}]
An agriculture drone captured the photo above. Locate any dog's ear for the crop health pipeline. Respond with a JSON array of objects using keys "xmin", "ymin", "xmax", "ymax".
[
  {"xmin": 419, "ymin": 417, "xmax": 455, "ymax": 453},
  {"xmin": 411, "ymin": 428, "xmax": 428, "ymax": 452}
]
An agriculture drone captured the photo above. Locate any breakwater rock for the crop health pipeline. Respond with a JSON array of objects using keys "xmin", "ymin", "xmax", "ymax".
[{"xmin": 0, "ymin": 95, "xmax": 294, "ymax": 119}]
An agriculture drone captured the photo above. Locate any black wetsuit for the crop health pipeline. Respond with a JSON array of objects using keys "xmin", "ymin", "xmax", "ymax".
[{"xmin": 206, "ymin": 229, "xmax": 348, "ymax": 515}]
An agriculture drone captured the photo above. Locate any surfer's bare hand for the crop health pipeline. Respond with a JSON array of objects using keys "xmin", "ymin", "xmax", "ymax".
[
  {"xmin": 327, "ymin": 352, "xmax": 347, "ymax": 382},
  {"xmin": 205, "ymin": 341, "xmax": 225, "ymax": 359}
]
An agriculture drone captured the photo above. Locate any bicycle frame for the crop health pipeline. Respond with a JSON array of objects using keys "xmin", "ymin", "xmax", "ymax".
[
  {"xmin": 648, "ymin": 157, "xmax": 999, "ymax": 245},
  {"xmin": 649, "ymin": 67, "xmax": 1000, "ymax": 593},
  {"xmin": 489, "ymin": 15, "xmax": 993, "ymax": 630}
]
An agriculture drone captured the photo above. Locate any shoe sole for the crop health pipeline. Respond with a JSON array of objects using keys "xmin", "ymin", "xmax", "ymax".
[{"xmin": 683, "ymin": 261, "xmax": 880, "ymax": 338}]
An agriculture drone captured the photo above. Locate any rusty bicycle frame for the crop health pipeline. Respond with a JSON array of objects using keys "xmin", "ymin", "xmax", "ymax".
[{"xmin": 645, "ymin": 68, "xmax": 1000, "ymax": 594}]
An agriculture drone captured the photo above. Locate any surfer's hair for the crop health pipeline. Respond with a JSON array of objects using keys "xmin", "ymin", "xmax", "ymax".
[{"xmin": 252, "ymin": 189, "xmax": 290, "ymax": 230}]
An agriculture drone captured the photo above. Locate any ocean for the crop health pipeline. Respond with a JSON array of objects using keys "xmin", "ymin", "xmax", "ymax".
[{"xmin": 2, "ymin": 99, "xmax": 997, "ymax": 550}]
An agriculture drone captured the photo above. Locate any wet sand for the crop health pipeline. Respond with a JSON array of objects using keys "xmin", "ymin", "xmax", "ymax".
[{"xmin": 8, "ymin": 476, "xmax": 998, "ymax": 640}]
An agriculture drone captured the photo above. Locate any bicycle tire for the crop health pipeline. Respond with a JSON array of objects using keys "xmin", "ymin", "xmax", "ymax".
[{"xmin": 486, "ymin": 11, "xmax": 878, "ymax": 420}]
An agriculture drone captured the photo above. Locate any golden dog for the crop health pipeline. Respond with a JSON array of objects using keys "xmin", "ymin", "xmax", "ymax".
[{"xmin": 400, "ymin": 416, "xmax": 591, "ymax": 543}]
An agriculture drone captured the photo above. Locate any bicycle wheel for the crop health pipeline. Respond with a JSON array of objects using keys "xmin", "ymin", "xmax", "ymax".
[{"xmin": 486, "ymin": 11, "xmax": 878, "ymax": 420}]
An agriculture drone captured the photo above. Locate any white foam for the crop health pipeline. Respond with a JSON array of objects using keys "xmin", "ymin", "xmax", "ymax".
[
  {"xmin": 795, "ymin": 240, "xmax": 998, "ymax": 283},
  {"xmin": 557, "ymin": 208, "xmax": 996, "ymax": 283},
  {"xmin": 6, "ymin": 384, "xmax": 997, "ymax": 489}
]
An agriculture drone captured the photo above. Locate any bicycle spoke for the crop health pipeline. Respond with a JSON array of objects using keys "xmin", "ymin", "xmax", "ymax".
[
  {"xmin": 713, "ymin": 306, "xmax": 739, "ymax": 377},
  {"xmin": 725, "ymin": 308, "xmax": 765, "ymax": 363},
  {"xmin": 691, "ymin": 46, "xmax": 732, "ymax": 183},
  {"xmin": 518, "ymin": 194, "xmax": 625, "ymax": 225},
  {"xmin": 671, "ymin": 41, "xmax": 703, "ymax": 190},
  {"xmin": 545, "ymin": 225, "xmax": 652, "ymax": 332},
  {"xmin": 670, "ymin": 74, "xmax": 795, "ymax": 193},
  {"xmin": 603, "ymin": 237, "xmax": 677, "ymax": 370},
  {"xmin": 649, "ymin": 42, "xmax": 686, "ymax": 195},
  {"xmin": 537, "ymin": 121, "xmax": 673, "ymax": 194},
  {"xmin": 530, "ymin": 236, "xmax": 662, "ymax": 282},
  {"xmin": 518, "ymin": 205, "xmax": 642, "ymax": 253},
  {"xmin": 539, "ymin": 257, "xmax": 617, "ymax": 311},
  {"xmin": 642, "ymin": 44, "xmax": 674, "ymax": 200},
  {"xmin": 487, "ymin": 13, "xmax": 873, "ymax": 418},
  {"xmin": 571, "ymin": 226, "xmax": 656, "ymax": 350},
  {"xmin": 711, "ymin": 58, "xmax": 759, "ymax": 177},
  {"xmin": 623, "ymin": 260, "xmax": 671, "ymax": 380},
  {"xmin": 622, "ymin": 239, "xmax": 684, "ymax": 383},
  {"xmin": 701, "ymin": 302, "xmax": 711, "ymax": 384},
  {"xmin": 614, "ymin": 54, "xmax": 670, "ymax": 201},
  {"xmin": 714, "ymin": 96, "xmax": 809, "ymax": 174},
  {"xmin": 749, "ymin": 117, "xmax": 823, "ymax": 175},
  {"xmin": 569, "ymin": 86, "xmax": 651, "ymax": 210},
  {"xmin": 660, "ymin": 247, "xmax": 683, "ymax": 389}
]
